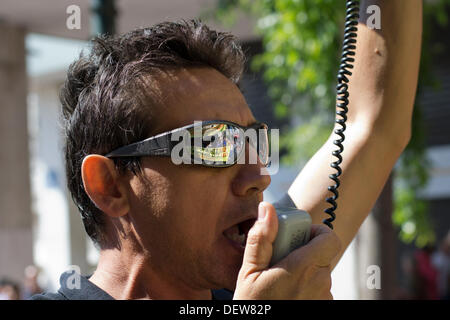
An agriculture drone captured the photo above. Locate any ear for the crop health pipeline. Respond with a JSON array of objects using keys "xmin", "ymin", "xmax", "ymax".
[{"xmin": 81, "ymin": 155, "xmax": 130, "ymax": 218}]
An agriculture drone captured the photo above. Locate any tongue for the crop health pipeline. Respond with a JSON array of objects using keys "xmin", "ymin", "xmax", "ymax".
[{"xmin": 224, "ymin": 224, "xmax": 240, "ymax": 238}]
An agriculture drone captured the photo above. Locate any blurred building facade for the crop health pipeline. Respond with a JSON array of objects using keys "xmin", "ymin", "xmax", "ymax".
[{"xmin": 0, "ymin": 21, "xmax": 33, "ymax": 291}]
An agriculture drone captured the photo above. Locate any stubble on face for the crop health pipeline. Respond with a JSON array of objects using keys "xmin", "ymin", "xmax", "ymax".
[{"xmin": 124, "ymin": 66, "xmax": 265, "ymax": 291}]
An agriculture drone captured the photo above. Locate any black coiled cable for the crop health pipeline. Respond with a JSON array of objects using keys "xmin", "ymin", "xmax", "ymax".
[{"xmin": 323, "ymin": 0, "xmax": 360, "ymax": 229}]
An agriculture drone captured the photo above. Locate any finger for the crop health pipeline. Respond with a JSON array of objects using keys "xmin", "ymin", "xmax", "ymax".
[
  {"xmin": 308, "ymin": 224, "xmax": 333, "ymax": 240},
  {"xmin": 304, "ymin": 224, "xmax": 342, "ymax": 267},
  {"xmin": 282, "ymin": 225, "xmax": 341, "ymax": 271},
  {"xmin": 239, "ymin": 202, "xmax": 278, "ymax": 276},
  {"xmin": 308, "ymin": 267, "xmax": 333, "ymax": 300},
  {"xmin": 324, "ymin": 291, "xmax": 334, "ymax": 300}
]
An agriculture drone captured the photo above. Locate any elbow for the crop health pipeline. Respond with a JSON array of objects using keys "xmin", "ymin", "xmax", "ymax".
[
  {"xmin": 374, "ymin": 116, "xmax": 413, "ymax": 152},
  {"xmin": 349, "ymin": 120, "xmax": 412, "ymax": 152},
  {"xmin": 398, "ymin": 126, "xmax": 412, "ymax": 151},
  {"xmin": 390, "ymin": 126, "xmax": 412, "ymax": 153}
]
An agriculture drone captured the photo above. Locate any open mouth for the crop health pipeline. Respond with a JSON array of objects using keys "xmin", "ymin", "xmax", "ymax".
[{"xmin": 223, "ymin": 218, "xmax": 256, "ymax": 249}]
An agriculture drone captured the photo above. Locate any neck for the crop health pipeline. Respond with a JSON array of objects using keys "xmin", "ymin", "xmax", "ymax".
[{"xmin": 89, "ymin": 246, "xmax": 212, "ymax": 300}]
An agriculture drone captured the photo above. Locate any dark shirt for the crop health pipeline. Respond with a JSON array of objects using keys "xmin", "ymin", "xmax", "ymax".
[
  {"xmin": 30, "ymin": 271, "xmax": 114, "ymax": 300},
  {"xmin": 30, "ymin": 194, "xmax": 296, "ymax": 300},
  {"xmin": 29, "ymin": 271, "xmax": 233, "ymax": 300}
]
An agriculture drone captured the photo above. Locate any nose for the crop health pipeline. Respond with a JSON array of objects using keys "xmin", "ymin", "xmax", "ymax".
[{"xmin": 231, "ymin": 144, "xmax": 271, "ymax": 198}]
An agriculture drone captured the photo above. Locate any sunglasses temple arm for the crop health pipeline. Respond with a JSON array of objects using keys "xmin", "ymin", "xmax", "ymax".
[{"xmin": 106, "ymin": 135, "xmax": 172, "ymax": 158}]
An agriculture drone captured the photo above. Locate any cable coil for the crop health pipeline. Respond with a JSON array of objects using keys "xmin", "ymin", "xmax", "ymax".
[{"xmin": 323, "ymin": 0, "xmax": 360, "ymax": 229}]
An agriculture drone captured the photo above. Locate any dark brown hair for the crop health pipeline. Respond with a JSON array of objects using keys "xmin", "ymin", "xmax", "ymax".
[{"xmin": 61, "ymin": 20, "xmax": 246, "ymax": 247}]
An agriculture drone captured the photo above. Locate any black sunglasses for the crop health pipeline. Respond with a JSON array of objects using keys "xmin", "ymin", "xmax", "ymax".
[{"xmin": 105, "ymin": 120, "xmax": 270, "ymax": 168}]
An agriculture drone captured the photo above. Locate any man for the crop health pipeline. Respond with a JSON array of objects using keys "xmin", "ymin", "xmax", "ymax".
[
  {"xmin": 0, "ymin": 278, "xmax": 21, "ymax": 300},
  {"xmin": 32, "ymin": 0, "xmax": 422, "ymax": 300}
]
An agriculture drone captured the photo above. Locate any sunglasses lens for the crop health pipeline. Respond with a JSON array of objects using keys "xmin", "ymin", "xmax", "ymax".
[
  {"xmin": 188, "ymin": 123, "xmax": 244, "ymax": 166},
  {"xmin": 258, "ymin": 126, "xmax": 269, "ymax": 166},
  {"xmin": 187, "ymin": 122, "xmax": 269, "ymax": 167}
]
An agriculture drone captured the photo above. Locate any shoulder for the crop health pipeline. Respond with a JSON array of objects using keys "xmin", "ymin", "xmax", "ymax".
[
  {"xmin": 29, "ymin": 270, "xmax": 114, "ymax": 300},
  {"xmin": 29, "ymin": 291, "xmax": 68, "ymax": 300},
  {"xmin": 212, "ymin": 289, "xmax": 233, "ymax": 300}
]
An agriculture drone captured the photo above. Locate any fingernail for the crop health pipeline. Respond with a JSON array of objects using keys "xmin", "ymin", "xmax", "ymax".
[{"xmin": 258, "ymin": 202, "xmax": 267, "ymax": 221}]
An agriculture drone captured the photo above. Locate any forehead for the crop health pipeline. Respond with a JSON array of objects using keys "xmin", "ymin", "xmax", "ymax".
[{"xmin": 148, "ymin": 67, "xmax": 255, "ymax": 133}]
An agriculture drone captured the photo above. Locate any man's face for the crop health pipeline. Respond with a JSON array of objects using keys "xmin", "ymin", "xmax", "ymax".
[{"xmin": 123, "ymin": 67, "xmax": 271, "ymax": 290}]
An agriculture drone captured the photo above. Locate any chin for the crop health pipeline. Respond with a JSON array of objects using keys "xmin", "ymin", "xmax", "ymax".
[
  {"xmin": 209, "ymin": 253, "xmax": 242, "ymax": 291},
  {"xmin": 212, "ymin": 269, "xmax": 239, "ymax": 292},
  {"xmin": 203, "ymin": 234, "xmax": 245, "ymax": 290}
]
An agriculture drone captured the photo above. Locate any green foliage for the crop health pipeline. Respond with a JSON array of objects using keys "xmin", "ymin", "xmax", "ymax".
[
  {"xmin": 393, "ymin": 98, "xmax": 434, "ymax": 247},
  {"xmin": 222, "ymin": 0, "xmax": 343, "ymax": 115},
  {"xmin": 393, "ymin": 0, "xmax": 450, "ymax": 247},
  {"xmin": 212, "ymin": 0, "xmax": 450, "ymax": 247}
]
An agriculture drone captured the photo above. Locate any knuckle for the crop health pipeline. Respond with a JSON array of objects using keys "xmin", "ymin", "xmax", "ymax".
[
  {"xmin": 294, "ymin": 263, "xmax": 318, "ymax": 285},
  {"xmin": 314, "ymin": 267, "xmax": 332, "ymax": 291},
  {"xmin": 246, "ymin": 226, "xmax": 264, "ymax": 247},
  {"xmin": 331, "ymin": 232, "xmax": 342, "ymax": 252},
  {"xmin": 319, "ymin": 224, "xmax": 332, "ymax": 234},
  {"xmin": 320, "ymin": 231, "xmax": 342, "ymax": 260},
  {"xmin": 323, "ymin": 274, "xmax": 332, "ymax": 291}
]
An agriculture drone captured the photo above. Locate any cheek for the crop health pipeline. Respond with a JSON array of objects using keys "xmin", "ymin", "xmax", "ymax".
[
  {"xmin": 164, "ymin": 170, "xmax": 232, "ymax": 246},
  {"xmin": 129, "ymin": 170, "xmax": 171, "ymax": 218},
  {"xmin": 130, "ymin": 161, "xmax": 233, "ymax": 243}
]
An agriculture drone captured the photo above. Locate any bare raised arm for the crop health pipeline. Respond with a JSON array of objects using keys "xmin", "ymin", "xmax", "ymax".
[{"xmin": 287, "ymin": 0, "xmax": 423, "ymax": 269}]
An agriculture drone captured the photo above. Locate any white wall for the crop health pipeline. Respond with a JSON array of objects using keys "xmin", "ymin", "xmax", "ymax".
[{"xmin": 28, "ymin": 85, "xmax": 72, "ymax": 291}]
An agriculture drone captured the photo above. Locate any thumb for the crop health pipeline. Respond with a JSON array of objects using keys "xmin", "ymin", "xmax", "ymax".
[{"xmin": 240, "ymin": 202, "xmax": 278, "ymax": 275}]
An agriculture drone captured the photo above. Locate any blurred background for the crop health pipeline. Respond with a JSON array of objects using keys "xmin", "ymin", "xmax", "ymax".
[{"xmin": 0, "ymin": 0, "xmax": 449, "ymax": 300}]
